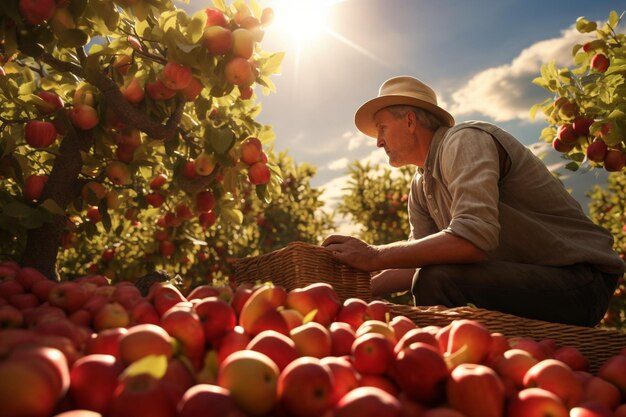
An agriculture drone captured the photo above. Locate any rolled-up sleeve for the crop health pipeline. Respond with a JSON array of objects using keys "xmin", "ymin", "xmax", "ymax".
[
  {"xmin": 408, "ymin": 175, "xmax": 439, "ymax": 240},
  {"xmin": 440, "ymin": 130, "xmax": 501, "ymax": 252}
]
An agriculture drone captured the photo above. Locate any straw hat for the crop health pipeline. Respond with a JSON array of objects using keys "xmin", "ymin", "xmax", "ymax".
[{"xmin": 354, "ymin": 76, "xmax": 455, "ymax": 137}]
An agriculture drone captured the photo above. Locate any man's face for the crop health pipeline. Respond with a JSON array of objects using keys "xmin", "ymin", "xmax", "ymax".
[{"xmin": 374, "ymin": 108, "xmax": 414, "ymax": 167}]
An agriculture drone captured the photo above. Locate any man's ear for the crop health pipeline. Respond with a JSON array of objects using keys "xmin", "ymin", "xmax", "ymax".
[{"xmin": 406, "ymin": 110, "xmax": 418, "ymax": 131}]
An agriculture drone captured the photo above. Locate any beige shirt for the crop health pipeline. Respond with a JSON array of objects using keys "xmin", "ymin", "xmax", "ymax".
[{"xmin": 408, "ymin": 121, "xmax": 625, "ymax": 275}]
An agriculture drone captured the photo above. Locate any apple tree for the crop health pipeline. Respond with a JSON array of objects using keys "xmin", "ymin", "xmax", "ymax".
[
  {"xmin": 588, "ymin": 172, "xmax": 626, "ymax": 330},
  {"xmin": 336, "ymin": 161, "xmax": 415, "ymax": 245},
  {"xmin": 0, "ymin": 0, "xmax": 285, "ymax": 280},
  {"xmin": 55, "ymin": 151, "xmax": 335, "ymax": 288},
  {"xmin": 531, "ymin": 10, "xmax": 626, "ymax": 172}
]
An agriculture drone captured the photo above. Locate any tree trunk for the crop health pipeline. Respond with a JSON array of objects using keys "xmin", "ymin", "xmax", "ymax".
[{"xmin": 20, "ymin": 126, "xmax": 93, "ymax": 280}]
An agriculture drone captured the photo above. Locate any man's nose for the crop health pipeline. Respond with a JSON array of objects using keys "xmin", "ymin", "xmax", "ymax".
[{"xmin": 376, "ymin": 136, "xmax": 384, "ymax": 148}]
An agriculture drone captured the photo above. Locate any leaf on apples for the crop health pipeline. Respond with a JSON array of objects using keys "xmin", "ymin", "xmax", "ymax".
[
  {"xmin": 121, "ymin": 354, "xmax": 169, "ymax": 380},
  {"xmin": 302, "ymin": 309, "xmax": 318, "ymax": 324}
]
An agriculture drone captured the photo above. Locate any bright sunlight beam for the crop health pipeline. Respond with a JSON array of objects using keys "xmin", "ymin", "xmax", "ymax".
[{"xmin": 269, "ymin": 0, "xmax": 338, "ymax": 44}]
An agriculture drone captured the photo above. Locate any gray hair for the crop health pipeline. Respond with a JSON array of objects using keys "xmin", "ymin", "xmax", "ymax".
[{"xmin": 384, "ymin": 105, "xmax": 443, "ymax": 130}]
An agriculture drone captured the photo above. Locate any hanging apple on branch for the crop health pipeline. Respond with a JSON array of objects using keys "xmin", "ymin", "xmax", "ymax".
[
  {"xmin": 0, "ymin": 0, "xmax": 285, "ymax": 279},
  {"xmin": 531, "ymin": 10, "xmax": 626, "ymax": 173}
]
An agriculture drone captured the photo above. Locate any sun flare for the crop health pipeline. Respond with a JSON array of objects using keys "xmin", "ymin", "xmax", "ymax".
[{"xmin": 269, "ymin": 0, "xmax": 339, "ymax": 43}]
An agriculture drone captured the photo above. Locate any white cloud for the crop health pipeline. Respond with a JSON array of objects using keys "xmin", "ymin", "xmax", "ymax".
[
  {"xmin": 448, "ymin": 26, "xmax": 592, "ymax": 122},
  {"xmin": 327, "ymin": 157, "xmax": 350, "ymax": 171},
  {"xmin": 347, "ymin": 131, "xmax": 374, "ymax": 150}
]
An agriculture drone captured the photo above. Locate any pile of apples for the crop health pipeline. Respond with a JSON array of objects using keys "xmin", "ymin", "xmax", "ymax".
[{"xmin": 1, "ymin": 259, "xmax": 626, "ymax": 417}]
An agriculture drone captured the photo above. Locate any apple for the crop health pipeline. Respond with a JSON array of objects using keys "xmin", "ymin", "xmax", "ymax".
[
  {"xmin": 217, "ymin": 350, "xmax": 279, "ymax": 417},
  {"xmin": 149, "ymin": 174, "xmax": 168, "ymax": 190},
  {"xmin": 394, "ymin": 327, "xmax": 440, "ymax": 355},
  {"xmin": 0, "ymin": 279, "xmax": 24, "ymax": 300},
  {"xmin": 148, "ymin": 283, "xmax": 187, "ymax": 316},
  {"xmin": 105, "ymin": 161, "xmax": 132, "ymax": 186},
  {"xmin": 110, "ymin": 373, "xmax": 177, "ymax": 417},
  {"xmin": 573, "ymin": 116, "xmax": 594, "ymax": 136},
  {"xmin": 25, "ymin": 120, "xmax": 58, "ymax": 148},
  {"xmin": 491, "ymin": 348, "xmax": 538, "ymax": 396},
  {"xmin": 10, "ymin": 293, "xmax": 40, "ymax": 309},
  {"xmin": 112, "ymin": 54, "xmax": 132, "ymax": 75},
  {"xmin": 603, "ymin": 149, "xmax": 626, "ymax": 172},
  {"xmin": 359, "ymin": 374, "xmax": 398, "ymax": 396},
  {"xmin": 118, "ymin": 323, "xmax": 174, "ymax": 365},
  {"xmin": 0, "ymin": 305, "xmax": 24, "ymax": 329},
  {"xmin": 195, "ymin": 190, "xmax": 216, "ymax": 212},
  {"xmin": 511, "ymin": 337, "xmax": 548, "ymax": 361},
  {"xmin": 582, "ymin": 375, "xmax": 622, "ymax": 411},
  {"xmin": 204, "ymin": 7, "xmax": 228, "ymax": 28},
  {"xmin": 161, "ymin": 306, "xmax": 205, "ymax": 369},
  {"xmin": 523, "ymin": 358, "xmax": 583, "ymax": 408},
  {"xmin": 192, "ymin": 152, "xmax": 215, "ymax": 176},
  {"xmin": 177, "ymin": 384, "xmax": 243, "ymax": 417},
  {"xmin": 591, "ymin": 53, "xmax": 610, "ymax": 73},
  {"xmin": 69, "ymin": 354, "xmax": 124, "ymax": 414},
  {"xmin": 146, "ymin": 192, "xmax": 165, "ymax": 208},
  {"xmin": 337, "ymin": 298, "xmax": 372, "ymax": 330},
  {"xmin": 389, "ymin": 315, "xmax": 417, "ymax": 340},
  {"xmin": 130, "ymin": 299, "xmax": 160, "ymax": 325},
  {"xmin": 320, "ymin": 356, "xmax": 360, "ymax": 404},
  {"xmin": 161, "ymin": 62, "xmax": 192, "ymax": 91},
  {"xmin": 19, "ymin": 0, "xmax": 56, "ymax": 25},
  {"xmin": 23, "ymin": 174, "xmax": 48, "ymax": 201},
  {"xmin": 260, "ymin": 7, "xmax": 274, "ymax": 26},
  {"xmin": 203, "ymin": 25, "xmax": 233, "ymax": 55},
  {"xmin": 615, "ymin": 405, "xmax": 626, "ymax": 417},
  {"xmin": 231, "ymin": 28, "xmax": 255, "ymax": 59},
  {"xmin": 224, "ymin": 57, "xmax": 254, "ymax": 86},
  {"xmin": 198, "ymin": 211, "xmax": 217, "ymax": 229},
  {"xmin": 333, "ymin": 386, "xmax": 402, "ymax": 417},
  {"xmin": 35, "ymin": 317, "xmax": 86, "ymax": 349},
  {"xmin": 553, "ymin": 138, "xmax": 575, "ymax": 153},
  {"xmin": 555, "ymin": 97, "xmax": 577, "ymax": 118},
  {"xmin": 48, "ymin": 281, "xmax": 88, "ymax": 313},
  {"xmin": 85, "ymin": 327, "xmax": 128, "ymax": 359},
  {"xmin": 146, "ymin": 79, "xmax": 176, "ymax": 101},
  {"xmin": 557, "ymin": 123, "xmax": 579, "ymax": 144},
  {"xmin": 285, "ymin": 282, "xmax": 340, "ymax": 326},
  {"xmin": 508, "ymin": 387, "xmax": 568, "ymax": 417},
  {"xmin": 290, "ymin": 321, "xmax": 332, "ymax": 358},
  {"xmin": 420, "ymin": 408, "xmax": 467, "ymax": 417},
  {"xmin": 52, "ymin": 410, "xmax": 103, "ymax": 417},
  {"xmin": 277, "ymin": 356, "xmax": 335, "ymax": 417},
  {"xmin": 121, "ymin": 78, "xmax": 145, "ymax": 104},
  {"xmin": 0, "ymin": 347, "xmax": 68, "ymax": 417},
  {"xmin": 216, "ymin": 326, "xmax": 251, "ymax": 363},
  {"xmin": 239, "ymin": 137, "xmax": 263, "ymax": 165},
  {"xmin": 356, "ymin": 319, "xmax": 397, "ymax": 344},
  {"xmin": 393, "ymin": 342, "xmax": 449, "ymax": 404},
  {"xmin": 352, "ymin": 332, "xmax": 394, "ymax": 375},
  {"xmin": 247, "ymin": 329, "xmax": 299, "ymax": 372},
  {"xmin": 367, "ymin": 300, "xmax": 390, "ymax": 321},
  {"xmin": 445, "ymin": 319, "xmax": 493, "ymax": 366},
  {"xmin": 239, "ymin": 285, "xmax": 287, "ymax": 336},
  {"xmin": 69, "ymin": 104, "xmax": 99, "ymax": 130},
  {"xmin": 586, "ymin": 138, "xmax": 608, "ymax": 163},
  {"xmin": 553, "ymin": 346, "xmax": 589, "ymax": 372},
  {"xmin": 329, "ymin": 321, "xmax": 356, "ymax": 357},
  {"xmin": 36, "ymin": 91, "xmax": 64, "ymax": 114},
  {"xmin": 446, "ymin": 363, "xmax": 505, "ymax": 417},
  {"xmin": 247, "ymin": 162, "xmax": 271, "ymax": 185},
  {"xmin": 597, "ymin": 354, "xmax": 626, "ymax": 399}
]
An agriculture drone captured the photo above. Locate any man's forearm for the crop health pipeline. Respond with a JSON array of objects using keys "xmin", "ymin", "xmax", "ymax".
[{"xmin": 374, "ymin": 231, "xmax": 487, "ymax": 270}]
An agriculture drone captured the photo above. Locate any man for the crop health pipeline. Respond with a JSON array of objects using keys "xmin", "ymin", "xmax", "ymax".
[{"xmin": 322, "ymin": 76, "xmax": 625, "ymax": 326}]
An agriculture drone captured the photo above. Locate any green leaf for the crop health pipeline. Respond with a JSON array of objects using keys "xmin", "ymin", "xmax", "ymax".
[
  {"xmin": 209, "ymin": 128, "xmax": 235, "ymax": 154},
  {"xmin": 2, "ymin": 201, "xmax": 34, "ymax": 218},
  {"xmin": 609, "ymin": 10, "xmax": 619, "ymax": 28},
  {"xmin": 302, "ymin": 309, "xmax": 318, "ymax": 324},
  {"xmin": 262, "ymin": 52, "xmax": 285, "ymax": 76},
  {"xmin": 212, "ymin": 0, "xmax": 227, "ymax": 11},
  {"xmin": 188, "ymin": 10, "xmax": 207, "ymax": 44},
  {"xmin": 40, "ymin": 199, "xmax": 65, "ymax": 216},
  {"xmin": 121, "ymin": 355, "xmax": 168, "ymax": 380},
  {"xmin": 220, "ymin": 207, "xmax": 243, "ymax": 224},
  {"xmin": 565, "ymin": 161, "xmax": 580, "ymax": 171}
]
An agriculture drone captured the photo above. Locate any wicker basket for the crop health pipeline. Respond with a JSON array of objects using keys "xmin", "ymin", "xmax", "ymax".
[
  {"xmin": 232, "ymin": 241, "xmax": 625, "ymax": 373},
  {"xmin": 388, "ymin": 303, "xmax": 626, "ymax": 373},
  {"xmin": 232, "ymin": 241, "xmax": 372, "ymax": 302}
]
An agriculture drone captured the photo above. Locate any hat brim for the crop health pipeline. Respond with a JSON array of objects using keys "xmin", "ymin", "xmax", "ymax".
[{"xmin": 354, "ymin": 95, "xmax": 455, "ymax": 138}]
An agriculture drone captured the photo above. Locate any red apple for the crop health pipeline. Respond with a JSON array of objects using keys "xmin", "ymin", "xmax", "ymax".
[
  {"xmin": 277, "ymin": 357, "xmax": 335, "ymax": 417},
  {"xmin": 446, "ymin": 319, "xmax": 492, "ymax": 367},
  {"xmin": 247, "ymin": 329, "xmax": 299, "ymax": 372},
  {"xmin": 15, "ymin": 266, "xmax": 47, "ymax": 290},
  {"xmin": 329, "ymin": 321, "xmax": 356, "ymax": 357},
  {"xmin": 240, "ymin": 137, "xmax": 263, "ymax": 166},
  {"xmin": 446, "ymin": 363, "xmax": 505, "ymax": 417},
  {"xmin": 161, "ymin": 62, "xmax": 192, "ymax": 91},
  {"xmin": 491, "ymin": 348, "xmax": 538, "ymax": 396},
  {"xmin": 523, "ymin": 358, "xmax": 583, "ymax": 408},
  {"xmin": 231, "ymin": 28, "xmax": 255, "ymax": 59},
  {"xmin": 389, "ymin": 315, "xmax": 417, "ymax": 340},
  {"xmin": 204, "ymin": 7, "xmax": 228, "ymax": 28},
  {"xmin": 216, "ymin": 326, "xmax": 250, "ymax": 363},
  {"xmin": 69, "ymin": 354, "xmax": 124, "ymax": 414},
  {"xmin": 604, "ymin": 149, "xmax": 626, "ymax": 172},
  {"xmin": 36, "ymin": 91, "xmax": 64, "ymax": 114},
  {"xmin": 394, "ymin": 327, "xmax": 440, "ymax": 355},
  {"xmin": 149, "ymin": 174, "xmax": 168, "ymax": 190},
  {"xmin": 85, "ymin": 327, "xmax": 128, "ymax": 359},
  {"xmin": 146, "ymin": 79, "xmax": 176, "ymax": 101},
  {"xmin": 121, "ymin": 78, "xmax": 144, "ymax": 104},
  {"xmin": 352, "ymin": 332, "xmax": 394, "ymax": 375},
  {"xmin": 597, "ymin": 354, "xmax": 626, "ymax": 399},
  {"xmin": 557, "ymin": 124, "xmax": 579, "ymax": 144},
  {"xmin": 337, "ymin": 298, "xmax": 372, "ymax": 330},
  {"xmin": 224, "ymin": 57, "xmax": 254, "ymax": 86},
  {"xmin": 177, "ymin": 384, "xmax": 242, "ymax": 417},
  {"xmin": 195, "ymin": 190, "xmax": 216, "ymax": 212},
  {"xmin": 573, "ymin": 116, "xmax": 594, "ymax": 136},
  {"xmin": 320, "ymin": 356, "xmax": 360, "ymax": 404},
  {"xmin": 586, "ymin": 138, "xmax": 608, "ymax": 163},
  {"xmin": 582, "ymin": 375, "xmax": 622, "ymax": 411},
  {"xmin": 554, "ymin": 346, "xmax": 589, "ymax": 372},
  {"xmin": 203, "ymin": 25, "xmax": 233, "ymax": 55},
  {"xmin": 19, "ymin": 0, "xmax": 56, "ymax": 25},
  {"xmin": 508, "ymin": 387, "xmax": 568, "ymax": 417},
  {"xmin": 118, "ymin": 323, "xmax": 173, "ymax": 365},
  {"xmin": 553, "ymin": 138, "xmax": 575, "ymax": 153},
  {"xmin": 290, "ymin": 321, "xmax": 332, "ymax": 358},
  {"xmin": 181, "ymin": 77, "xmax": 204, "ymax": 102},
  {"xmin": 247, "ymin": 162, "xmax": 271, "ymax": 185},
  {"xmin": 393, "ymin": 342, "xmax": 449, "ymax": 404},
  {"xmin": 47, "ymin": 281, "xmax": 88, "ymax": 313},
  {"xmin": 148, "ymin": 282, "xmax": 187, "ymax": 316},
  {"xmin": 69, "ymin": 104, "xmax": 99, "ymax": 130},
  {"xmin": 161, "ymin": 306, "xmax": 205, "ymax": 369},
  {"xmin": 25, "ymin": 120, "xmax": 58, "ymax": 148},
  {"xmin": 591, "ymin": 53, "xmax": 610, "ymax": 73},
  {"xmin": 333, "ymin": 386, "xmax": 401, "ymax": 417}
]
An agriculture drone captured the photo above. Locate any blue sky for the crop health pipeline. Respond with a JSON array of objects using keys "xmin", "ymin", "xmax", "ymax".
[{"xmin": 184, "ymin": 0, "xmax": 622, "ymax": 222}]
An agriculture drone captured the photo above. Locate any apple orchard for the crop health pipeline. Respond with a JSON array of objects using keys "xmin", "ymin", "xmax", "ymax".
[{"xmin": 1, "ymin": 1, "xmax": 626, "ymax": 417}]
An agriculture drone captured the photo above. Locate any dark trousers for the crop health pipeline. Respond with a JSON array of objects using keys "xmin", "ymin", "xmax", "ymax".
[{"xmin": 411, "ymin": 261, "xmax": 619, "ymax": 327}]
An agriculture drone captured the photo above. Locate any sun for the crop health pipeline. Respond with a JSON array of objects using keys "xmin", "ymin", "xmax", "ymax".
[{"xmin": 268, "ymin": 0, "xmax": 340, "ymax": 43}]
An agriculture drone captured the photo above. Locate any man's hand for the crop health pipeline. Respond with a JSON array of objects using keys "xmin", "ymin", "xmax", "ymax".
[{"xmin": 321, "ymin": 234, "xmax": 381, "ymax": 272}]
